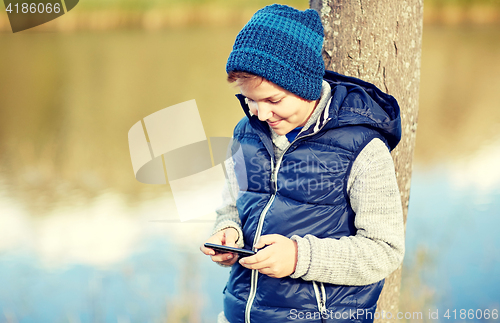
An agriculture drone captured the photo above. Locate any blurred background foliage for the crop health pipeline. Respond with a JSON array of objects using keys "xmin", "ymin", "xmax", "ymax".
[
  {"xmin": 74, "ymin": 0, "xmax": 308, "ymax": 11},
  {"xmin": 0, "ymin": 0, "xmax": 499, "ymax": 31}
]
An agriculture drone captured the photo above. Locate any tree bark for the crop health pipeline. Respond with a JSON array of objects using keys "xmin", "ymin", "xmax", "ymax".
[{"xmin": 309, "ymin": 0, "xmax": 423, "ymax": 321}]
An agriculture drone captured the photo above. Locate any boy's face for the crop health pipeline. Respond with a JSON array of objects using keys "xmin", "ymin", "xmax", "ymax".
[{"xmin": 238, "ymin": 78, "xmax": 318, "ymax": 136}]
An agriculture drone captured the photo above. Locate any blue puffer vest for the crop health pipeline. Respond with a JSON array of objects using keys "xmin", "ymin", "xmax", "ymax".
[{"xmin": 224, "ymin": 71, "xmax": 401, "ymax": 323}]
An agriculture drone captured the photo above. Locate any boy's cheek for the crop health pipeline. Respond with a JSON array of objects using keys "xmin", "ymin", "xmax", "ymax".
[{"xmin": 248, "ymin": 106, "xmax": 258, "ymax": 116}]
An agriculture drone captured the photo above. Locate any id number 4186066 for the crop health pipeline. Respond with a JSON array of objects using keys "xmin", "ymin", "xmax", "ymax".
[
  {"xmin": 6, "ymin": 2, "xmax": 62, "ymax": 14},
  {"xmin": 443, "ymin": 309, "xmax": 498, "ymax": 320}
]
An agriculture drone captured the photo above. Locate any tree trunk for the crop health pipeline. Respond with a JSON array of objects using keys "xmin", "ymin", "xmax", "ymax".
[{"xmin": 309, "ymin": 0, "xmax": 423, "ymax": 321}]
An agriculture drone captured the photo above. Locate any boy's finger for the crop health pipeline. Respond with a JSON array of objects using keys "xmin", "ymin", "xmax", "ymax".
[
  {"xmin": 224, "ymin": 228, "xmax": 239, "ymax": 246},
  {"xmin": 239, "ymin": 256, "xmax": 254, "ymax": 265},
  {"xmin": 200, "ymin": 245, "xmax": 215, "ymax": 256},
  {"xmin": 239, "ymin": 257, "xmax": 271, "ymax": 270},
  {"xmin": 255, "ymin": 234, "xmax": 279, "ymax": 249},
  {"xmin": 257, "ymin": 267, "xmax": 274, "ymax": 276},
  {"xmin": 239, "ymin": 249, "xmax": 270, "ymax": 266},
  {"xmin": 211, "ymin": 252, "xmax": 235, "ymax": 262},
  {"xmin": 220, "ymin": 256, "xmax": 239, "ymax": 266}
]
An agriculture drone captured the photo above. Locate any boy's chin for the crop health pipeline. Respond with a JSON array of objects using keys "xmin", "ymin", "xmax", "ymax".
[
  {"xmin": 270, "ymin": 125, "xmax": 289, "ymax": 136},
  {"xmin": 274, "ymin": 129, "xmax": 289, "ymax": 136}
]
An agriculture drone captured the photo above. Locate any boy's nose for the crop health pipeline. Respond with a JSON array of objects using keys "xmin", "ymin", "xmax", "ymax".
[{"xmin": 256, "ymin": 103, "xmax": 273, "ymax": 121}]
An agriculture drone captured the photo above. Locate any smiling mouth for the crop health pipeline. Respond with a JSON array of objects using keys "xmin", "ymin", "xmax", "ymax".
[{"xmin": 267, "ymin": 120, "xmax": 282, "ymax": 127}]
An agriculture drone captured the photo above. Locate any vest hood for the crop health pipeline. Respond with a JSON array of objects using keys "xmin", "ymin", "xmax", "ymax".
[
  {"xmin": 235, "ymin": 70, "xmax": 402, "ymax": 152},
  {"xmin": 322, "ymin": 70, "xmax": 401, "ymax": 150}
]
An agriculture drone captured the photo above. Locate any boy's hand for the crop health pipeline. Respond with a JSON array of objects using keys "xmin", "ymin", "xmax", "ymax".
[
  {"xmin": 200, "ymin": 228, "xmax": 239, "ymax": 266},
  {"xmin": 239, "ymin": 234, "xmax": 297, "ymax": 278}
]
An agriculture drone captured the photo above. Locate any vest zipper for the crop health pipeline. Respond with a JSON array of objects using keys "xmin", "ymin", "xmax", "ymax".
[
  {"xmin": 245, "ymin": 158, "xmax": 275, "ymax": 323},
  {"xmin": 313, "ymin": 281, "xmax": 327, "ymax": 314},
  {"xmin": 245, "ymin": 113, "xmax": 332, "ymax": 322}
]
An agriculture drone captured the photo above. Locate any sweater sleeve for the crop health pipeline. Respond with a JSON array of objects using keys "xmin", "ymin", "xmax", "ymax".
[
  {"xmin": 290, "ymin": 138, "xmax": 405, "ymax": 285},
  {"xmin": 211, "ymin": 156, "xmax": 245, "ymax": 249}
]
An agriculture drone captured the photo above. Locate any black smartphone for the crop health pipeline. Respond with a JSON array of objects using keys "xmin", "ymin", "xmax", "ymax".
[{"xmin": 204, "ymin": 243, "xmax": 256, "ymax": 258}]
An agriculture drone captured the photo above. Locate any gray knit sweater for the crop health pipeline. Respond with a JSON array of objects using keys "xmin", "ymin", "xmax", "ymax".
[{"xmin": 212, "ymin": 81, "xmax": 405, "ymax": 297}]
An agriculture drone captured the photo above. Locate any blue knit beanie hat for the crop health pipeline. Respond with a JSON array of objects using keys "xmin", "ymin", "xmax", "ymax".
[{"xmin": 226, "ymin": 4, "xmax": 325, "ymax": 101}]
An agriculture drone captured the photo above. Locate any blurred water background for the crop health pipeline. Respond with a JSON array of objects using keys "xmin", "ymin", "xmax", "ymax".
[{"xmin": 0, "ymin": 0, "xmax": 499, "ymax": 322}]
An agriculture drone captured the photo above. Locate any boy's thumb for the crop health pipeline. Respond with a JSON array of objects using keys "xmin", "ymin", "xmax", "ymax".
[
  {"xmin": 224, "ymin": 228, "xmax": 238, "ymax": 245},
  {"xmin": 255, "ymin": 234, "xmax": 275, "ymax": 249}
]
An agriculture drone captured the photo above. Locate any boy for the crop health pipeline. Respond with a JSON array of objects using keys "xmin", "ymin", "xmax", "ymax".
[{"xmin": 200, "ymin": 4, "xmax": 404, "ymax": 323}]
